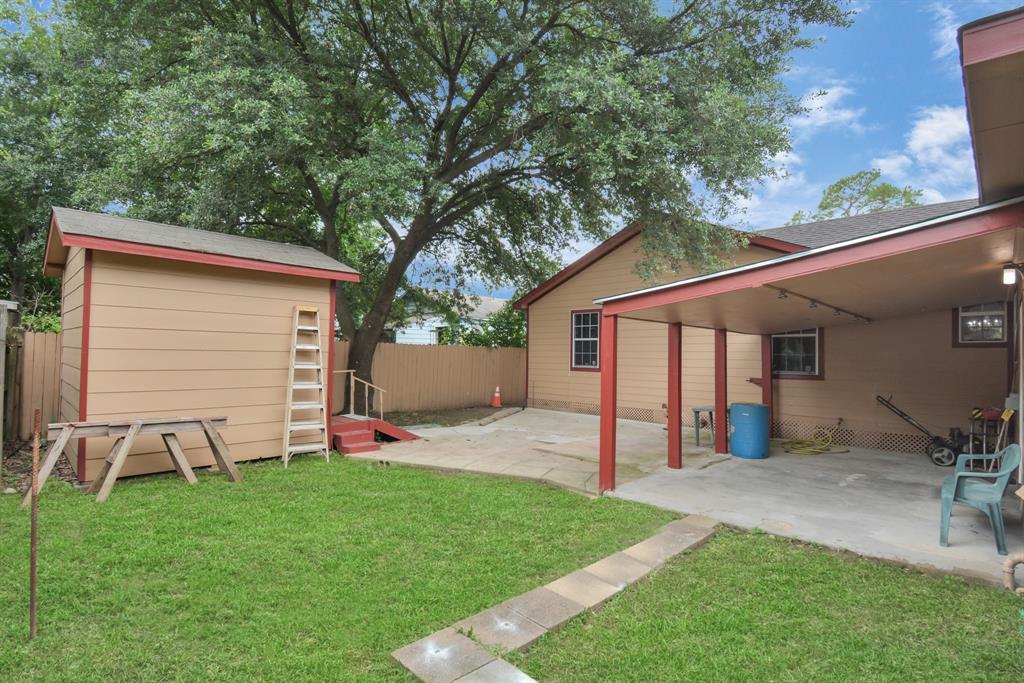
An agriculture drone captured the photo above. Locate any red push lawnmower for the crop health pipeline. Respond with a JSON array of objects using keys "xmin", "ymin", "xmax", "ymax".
[{"xmin": 875, "ymin": 395, "xmax": 967, "ymax": 467}]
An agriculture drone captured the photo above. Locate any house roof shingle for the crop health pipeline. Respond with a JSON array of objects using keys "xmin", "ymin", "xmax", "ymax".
[
  {"xmin": 755, "ymin": 198, "xmax": 980, "ymax": 248},
  {"xmin": 51, "ymin": 207, "xmax": 358, "ymax": 276}
]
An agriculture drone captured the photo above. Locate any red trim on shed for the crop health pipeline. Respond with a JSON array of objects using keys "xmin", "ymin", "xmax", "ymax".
[
  {"xmin": 57, "ymin": 232, "xmax": 360, "ymax": 283},
  {"xmin": 77, "ymin": 249, "xmax": 92, "ymax": 481},
  {"xmin": 327, "ymin": 282, "xmax": 337, "ymax": 445}
]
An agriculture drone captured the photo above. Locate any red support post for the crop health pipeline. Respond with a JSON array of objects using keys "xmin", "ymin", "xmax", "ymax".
[
  {"xmin": 760, "ymin": 334, "xmax": 773, "ymax": 437},
  {"xmin": 714, "ymin": 328, "xmax": 728, "ymax": 454},
  {"xmin": 599, "ymin": 312, "xmax": 618, "ymax": 492},
  {"xmin": 667, "ymin": 323, "xmax": 682, "ymax": 469}
]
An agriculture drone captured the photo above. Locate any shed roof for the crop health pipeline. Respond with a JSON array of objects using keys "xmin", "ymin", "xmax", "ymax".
[
  {"xmin": 45, "ymin": 208, "xmax": 359, "ymax": 281},
  {"xmin": 756, "ymin": 198, "xmax": 979, "ymax": 248}
]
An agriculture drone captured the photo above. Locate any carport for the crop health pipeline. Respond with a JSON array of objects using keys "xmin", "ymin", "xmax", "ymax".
[{"xmin": 592, "ymin": 197, "xmax": 1024, "ymax": 493}]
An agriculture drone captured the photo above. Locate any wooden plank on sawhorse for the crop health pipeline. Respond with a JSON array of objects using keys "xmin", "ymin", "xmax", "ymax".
[
  {"xmin": 94, "ymin": 421, "xmax": 143, "ymax": 503},
  {"xmin": 201, "ymin": 419, "xmax": 242, "ymax": 482},
  {"xmin": 45, "ymin": 416, "xmax": 228, "ymax": 441},
  {"xmin": 162, "ymin": 433, "xmax": 198, "ymax": 484}
]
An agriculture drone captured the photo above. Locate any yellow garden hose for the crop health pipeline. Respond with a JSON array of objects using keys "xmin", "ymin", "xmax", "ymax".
[{"xmin": 776, "ymin": 423, "xmax": 850, "ymax": 455}]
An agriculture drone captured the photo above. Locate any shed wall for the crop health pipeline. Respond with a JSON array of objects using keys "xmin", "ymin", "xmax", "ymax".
[
  {"xmin": 80, "ymin": 251, "xmax": 331, "ymax": 480},
  {"xmin": 58, "ymin": 247, "xmax": 85, "ymax": 474}
]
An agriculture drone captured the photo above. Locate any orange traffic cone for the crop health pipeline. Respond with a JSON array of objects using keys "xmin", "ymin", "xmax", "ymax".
[{"xmin": 491, "ymin": 385, "xmax": 502, "ymax": 408}]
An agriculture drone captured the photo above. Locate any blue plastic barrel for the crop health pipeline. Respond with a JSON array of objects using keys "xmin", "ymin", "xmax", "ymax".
[{"xmin": 729, "ymin": 403, "xmax": 770, "ymax": 459}]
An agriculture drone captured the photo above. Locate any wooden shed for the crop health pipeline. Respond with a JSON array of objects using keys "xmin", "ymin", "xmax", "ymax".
[{"xmin": 42, "ymin": 207, "xmax": 359, "ymax": 482}]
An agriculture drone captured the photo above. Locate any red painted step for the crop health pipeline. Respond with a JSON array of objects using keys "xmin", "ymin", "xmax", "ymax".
[{"xmin": 331, "ymin": 416, "xmax": 419, "ymax": 455}]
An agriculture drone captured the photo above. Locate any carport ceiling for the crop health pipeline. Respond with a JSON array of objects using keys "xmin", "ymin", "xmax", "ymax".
[{"xmin": 620, "ymin": 227, "xmax": 1022, "ymax": 335}]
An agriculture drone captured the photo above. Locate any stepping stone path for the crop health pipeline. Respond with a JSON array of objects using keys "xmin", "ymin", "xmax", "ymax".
[{"xmin": 392, "ymin": 515, "xmax": 719, "ymax": 682}]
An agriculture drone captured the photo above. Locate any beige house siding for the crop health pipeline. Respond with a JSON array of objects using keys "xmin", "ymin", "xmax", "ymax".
[
  {"xmin": 80, "ymin": 251, "xmax": 331, "ymax": 480},
  {"xmin": 59, "ymin": 247, "xmax": 85, "ymax": 473},
  {"xmin": 772, "ymin": 309, "xmax": 1008, "ymax": 451},
  {"xmin": 527, "ymin": 236, "xmax": 770, "ymax": 422}
]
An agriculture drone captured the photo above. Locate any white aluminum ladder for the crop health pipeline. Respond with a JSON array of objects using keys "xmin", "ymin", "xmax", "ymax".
[{"xmin": 282, "ymin": 305, "xmax": 329, "ymax": 466}]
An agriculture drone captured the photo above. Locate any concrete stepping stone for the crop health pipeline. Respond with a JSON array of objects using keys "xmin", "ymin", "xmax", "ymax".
[
  {"xmin": 392, "ymin": 627, "xmax": 495, "ymax": 683},
  {"xmin": 502, "ymin": 586, "xmax": 586, "ymax": 630},
  {"xmin": 545, "ymin": 569, "xmax": 621, "ymax": 609},
  {"xmin": 623, "ymin": 525, "xmax": 715, "ymax": 568},
  {"xmin": 453, "ymin": 659, "xmax": 537, "ymax": 683},
  {"xmin": 583, "ymin": 551, "xmax": 655, "ymax": 589},
  {"xmin": 455, "ymin": 605, "xmax": 548, "ymax": 651}
]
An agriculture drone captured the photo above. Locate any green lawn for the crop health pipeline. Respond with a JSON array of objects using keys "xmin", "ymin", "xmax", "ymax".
[
  {"xmin": 513, "ymin": 529, "xmax": 1024, "ymax": 682},
  {"xmin": 0, "ymin": 458, "xmax": 673, "ymax": 682}
]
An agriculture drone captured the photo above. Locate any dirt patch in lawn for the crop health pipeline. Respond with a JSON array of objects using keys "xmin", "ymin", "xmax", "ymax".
[
  {"xmin": 386, "ymin": 406, "xmax": 506, "ymax": 427},
  {"xmin": 1, "ymin": 441, "xmax": 77, "ymax": 494}
]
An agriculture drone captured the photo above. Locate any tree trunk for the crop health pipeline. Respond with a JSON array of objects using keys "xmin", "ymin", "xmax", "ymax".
[{"xmin": 342, "ymin": 224, "xmax": 429, "ymax": 413}]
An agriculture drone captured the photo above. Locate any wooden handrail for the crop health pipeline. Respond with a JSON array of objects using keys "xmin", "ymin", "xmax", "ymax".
[{"xmin": 333, "ymin": 370, "xmax": 386, "ymax": 420}]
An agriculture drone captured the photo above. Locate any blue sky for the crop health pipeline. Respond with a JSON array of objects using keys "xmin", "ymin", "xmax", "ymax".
[{"xmin": 739, "ymin": 0, "xmax": 1020, "ymax": 230}]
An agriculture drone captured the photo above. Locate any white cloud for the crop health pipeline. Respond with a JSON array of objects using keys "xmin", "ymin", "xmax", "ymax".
[
  {"xmin": 930, "ymin": 3, "xmax": 960, "ymax": 61},
  {"xmin": 791, "ymin": 83, "xmax": 866, "ymax": 137},
  {"xmin": 871, "ymin": 104, "xmax": 976, "ymax": 201},
  {"xmin": 733, "ymin": 151, "xmax": 824, "ymax": 229}
]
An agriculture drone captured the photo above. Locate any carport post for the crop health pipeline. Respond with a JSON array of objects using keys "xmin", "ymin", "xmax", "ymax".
[
  {"xmin": 714, "ymin": 328, "xmax": 728, "ymax": 454},
  {"xmin": 667, "ymin": 323, "xmax": 682, "ymax": 469},
  {"xmin": 599, "ymin": 312, "xmax": 618, "ymax": 492},
  {"xmin": 760, "ymin": 334, "xmax": 773, "ymax": 437}
]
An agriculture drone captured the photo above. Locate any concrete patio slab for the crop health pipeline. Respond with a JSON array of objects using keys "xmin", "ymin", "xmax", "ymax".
[
  {"xmin": 614, "ymin": 445, "xmax": 1024, "ymax": 585},
  {"xmin": 455, "ymin": 605, "xmax": 548, "ymax": 651},
  {"xmin": 392, "ymin": 628, "xmax": 495, "ymax": 683},
  {"xmin": 545, "ymin": 569, "xmax": 622, "ymax": 609},
  {"xmin": 453, "ymin": 659, "xmax": 537, "ymax": 683},
  {"xmin": 358, "ymin": 408, "xmax": 718, "ymax": 495},
  {"xmin": 501, "ymin": 587, "xmax": 586, "ymax": 630}
]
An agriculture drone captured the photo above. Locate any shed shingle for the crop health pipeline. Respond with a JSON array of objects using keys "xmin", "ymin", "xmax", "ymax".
[{"xmin": 51, "ymin": 207, "xmax": 358, "ymax": 276}]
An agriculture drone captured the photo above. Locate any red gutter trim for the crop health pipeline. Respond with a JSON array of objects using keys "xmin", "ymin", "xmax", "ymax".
[
  {"xmin": 77, "ymin": 249, "xmax": 92, "ymax": 482},
  {"xmin": 327, "ymin": 282, "xmax": 336, "ymax": 447},
  {"xmin": 512, "ymin": 224, "xmax": 802, "ymax": 310},
  {"xmin": 514, "ymin": 225, "xmax": 641, "ymax": 310},
  {"xmin": 57, "ymin": 232, "xmax": 360, "ymax": 283},
  {"xmin": 601, "ymin": 200, "xmax": 1024, "ymax": 316}
]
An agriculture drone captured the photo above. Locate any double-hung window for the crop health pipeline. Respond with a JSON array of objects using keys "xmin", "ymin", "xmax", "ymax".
[
  {"xmin": 571, "ymin": 311, "xmax": 600, "ymax": 370},
  {"xmin": 771, "ymin": 328, "xmax": 822, "ymax": 378}
]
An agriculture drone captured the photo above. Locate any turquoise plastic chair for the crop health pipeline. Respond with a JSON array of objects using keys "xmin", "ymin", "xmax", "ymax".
[{"xmin": 939, "ymin": 443, "xmax": 1020, "ymax": 555}]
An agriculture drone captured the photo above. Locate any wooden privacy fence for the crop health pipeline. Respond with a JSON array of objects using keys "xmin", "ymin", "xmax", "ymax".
[
  {"xmin": 4, "ymin": 333, "xmax": 524, "ymax": 443},
  {"xmin": 332, "ymin": 341, "xmax": 525, "ymax": 413},
  {"xmin": 7, "ymin": 332, "xmax": 62, "ymax": 441}
]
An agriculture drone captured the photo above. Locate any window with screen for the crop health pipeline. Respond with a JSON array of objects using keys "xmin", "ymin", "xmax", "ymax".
[
  {"xmin": 771, "ymin": 328, "xmax": 820, "ymax": 377},
  {"xmin": 571, "ymin": 311, "xmax": 600, "ymax": 369}
]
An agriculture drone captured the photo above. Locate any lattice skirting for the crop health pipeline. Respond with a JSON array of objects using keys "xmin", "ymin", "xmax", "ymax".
[{"xmin": 528, "ymin": 397, "xmax": 928, "ymax": 455}]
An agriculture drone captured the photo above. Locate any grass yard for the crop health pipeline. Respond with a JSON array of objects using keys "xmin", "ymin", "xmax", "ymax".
[
  {"xmin": 0, "ymin": 457, "xmax": 672, "ymax": 682},
  {"xmin": 512, "ymin": 529, "xmax": 1024, "ymax": 682}
]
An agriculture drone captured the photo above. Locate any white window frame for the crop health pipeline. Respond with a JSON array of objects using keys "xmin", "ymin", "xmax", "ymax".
[
  {"xmin": 956, "ymin": 302, "xmax": 1007, "ymax": 345},
  {"xmin": 770, "ymin": 328, "xmax": 820, "ymax": 377},
  {"xmin": 571, "ymin": 310, "xmax": 600, "ymax": 370}
]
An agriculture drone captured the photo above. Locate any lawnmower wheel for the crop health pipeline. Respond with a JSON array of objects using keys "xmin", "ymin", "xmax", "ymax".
[{"xmin": 929, "ymin": 446, "xmax": 956, "ymax": 467}]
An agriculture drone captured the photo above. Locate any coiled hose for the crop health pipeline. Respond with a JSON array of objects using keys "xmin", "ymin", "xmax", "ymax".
[{"xmin": 777, "ymin": 422, "xmax": 850, "ymax": 455}]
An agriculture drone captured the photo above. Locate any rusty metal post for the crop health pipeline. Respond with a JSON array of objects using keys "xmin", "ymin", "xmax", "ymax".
[{"xmin": 29, "ymin": 408, "xmax": 39, "ymax": 640}]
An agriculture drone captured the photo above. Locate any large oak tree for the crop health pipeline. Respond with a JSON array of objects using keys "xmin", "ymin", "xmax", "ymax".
[{"xmin": 44, "ymin": 0, "xmax": 848, "ymax": 394}]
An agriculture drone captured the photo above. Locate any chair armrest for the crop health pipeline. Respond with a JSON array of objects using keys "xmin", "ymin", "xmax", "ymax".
[
  {"xmin": 954, "ymin": 470, "xmax": 1001, "ymax": 481},
  {"xmin": 955, "ymin": 453, "xmax": 1001, "ymax": 473}
]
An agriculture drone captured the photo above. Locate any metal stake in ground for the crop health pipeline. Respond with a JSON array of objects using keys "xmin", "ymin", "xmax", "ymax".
[{"xmin": 29, "ymin": 408, "xmax": 39, "ymax": 641}]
